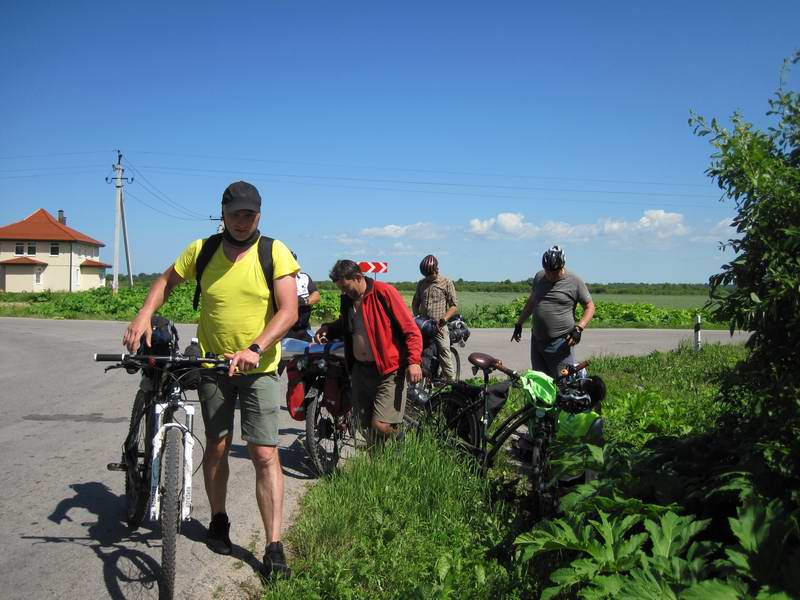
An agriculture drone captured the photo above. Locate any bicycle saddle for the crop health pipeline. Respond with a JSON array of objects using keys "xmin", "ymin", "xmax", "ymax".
[{"xmin": 468, "ymin": 352, "xmax": 499, "ymax": 370}]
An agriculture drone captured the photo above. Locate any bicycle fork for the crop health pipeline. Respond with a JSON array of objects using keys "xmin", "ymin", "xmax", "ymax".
[{"xmin": 148, "ymin": 400, "xmax": 195, "ymax": 522}]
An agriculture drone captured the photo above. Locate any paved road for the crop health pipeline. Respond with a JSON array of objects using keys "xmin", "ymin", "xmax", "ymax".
[
  {"xmin": 0, "ymin": 318, "xmax": 749, "ymax": 599},
  {"xmin": 0, "ymin": 318, "xmax": 314, "ymax": 600},
  {"xmin": 464, "ymin": 327, "xmax": 750, "ymax": 373}
]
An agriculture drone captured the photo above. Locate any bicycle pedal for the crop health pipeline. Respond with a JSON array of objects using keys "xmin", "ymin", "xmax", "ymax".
[{"xmin": 106, "ymin": 462, "xmax": 128, "ymax": 472}]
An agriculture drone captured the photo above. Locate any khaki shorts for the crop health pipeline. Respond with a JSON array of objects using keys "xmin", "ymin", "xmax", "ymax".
[
  {"xmin": 198, "ymin": 371, "xmax": 281, "ymax": 446},
  {"xmin": 350, "ymin": 361, "xmax": 406, "ymax": 426}
]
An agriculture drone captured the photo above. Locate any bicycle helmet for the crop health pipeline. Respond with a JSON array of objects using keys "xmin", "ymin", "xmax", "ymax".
[
  {"xmin": 542, "ymin": 245, "xmax": 566, "ymax": 271},
  {"xmin": 419, "ymin": 254, "xmax": 438, "ymax": 276}
]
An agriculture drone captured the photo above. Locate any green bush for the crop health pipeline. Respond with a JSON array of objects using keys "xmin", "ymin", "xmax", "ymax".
[{"xmin": 691, "ymin": 51, "xmax": 800, "ymax": 360}]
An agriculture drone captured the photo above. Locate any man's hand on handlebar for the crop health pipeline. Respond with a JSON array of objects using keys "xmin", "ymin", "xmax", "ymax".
[
  {"xmin": 224, "ymin": 348, "xmax": 260, "ymax": 376},
  {"xmin": 407, "ymin": 363, "xmax": 422, "ymax": 384},
  {"xmin": 511, "ymin": 323, "xmax": 523, "ymax": 343},
  {"xmin": 123, "ymin": 312, "xmax": 153, "ymax": 353}
]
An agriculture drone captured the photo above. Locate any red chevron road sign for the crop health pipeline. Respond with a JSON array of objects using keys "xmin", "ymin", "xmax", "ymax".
[{"xmin": 358, "ymin": 261, "xmax": 388, "ymax": 274}]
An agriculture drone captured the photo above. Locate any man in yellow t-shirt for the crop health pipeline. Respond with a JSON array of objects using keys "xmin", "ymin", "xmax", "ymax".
[{"xmin": 123, "ymin": 181, "xmax": 298, "ymax": 580}]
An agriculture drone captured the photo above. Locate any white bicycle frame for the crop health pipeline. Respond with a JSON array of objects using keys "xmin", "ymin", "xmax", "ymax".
[{"xmin": 147, "ymin": 384, "xmax": 195, "ymax": 522}]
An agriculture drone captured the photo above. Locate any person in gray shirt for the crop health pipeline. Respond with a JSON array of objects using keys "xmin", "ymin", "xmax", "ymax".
[{"xmin": 511, "ymin": 245, "xmax": 596, "ymax": 378}]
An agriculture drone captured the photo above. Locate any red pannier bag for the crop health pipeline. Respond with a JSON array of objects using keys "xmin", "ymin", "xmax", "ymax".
[{"xmin": 286, "ymin": 363, "xmax": 306, "ymax": 421}]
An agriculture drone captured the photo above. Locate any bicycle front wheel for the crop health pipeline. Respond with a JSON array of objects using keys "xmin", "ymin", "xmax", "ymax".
[
  {"xmin": 124, "ymin": 390, "xmax": 152, "ymax": 529},
  {"xmin": 428, "ymin": 390, "xmax": 480, "ymax": 455},
  {"xmin": 531, "ymin": 434, "xmax": 557, "ymax": 519},
  {"xmin": 160, "ymin": 427, "xmax": 183, "ymax": 600}
]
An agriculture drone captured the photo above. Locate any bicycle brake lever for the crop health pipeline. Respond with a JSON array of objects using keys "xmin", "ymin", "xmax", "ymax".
[{"xmin": 104, "ymin": 364, "xmax": 124, "ymax": 373}]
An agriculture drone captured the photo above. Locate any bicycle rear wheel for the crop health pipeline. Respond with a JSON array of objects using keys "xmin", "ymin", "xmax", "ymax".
[
  {"xmin": 124, "ymin": 390, "xmax": 152, "ymax": 529},
  {"xmin": 160, "ymin": 426, "xmax": 183, "ymax": 600},
  {"xmin": 451, "ymin": 347, "xmax": 461, "ymax": 381},
  {"xmin": 305, "ymin": 391, "xmax": 343, "ymax": 476}
]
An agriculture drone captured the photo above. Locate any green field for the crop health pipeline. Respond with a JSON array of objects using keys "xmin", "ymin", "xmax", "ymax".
[{"xmin": 400, "ymin": 291, "xmax": 709, "ymax": 312}]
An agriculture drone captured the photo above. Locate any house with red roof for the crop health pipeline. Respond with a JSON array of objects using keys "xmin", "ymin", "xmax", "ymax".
[{"xmin": 0, "ymin": 209, "xmax": 111, "ymax": 292}]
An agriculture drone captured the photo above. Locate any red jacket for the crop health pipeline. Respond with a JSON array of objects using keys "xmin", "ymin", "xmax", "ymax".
[{"xmin": 326, "ymin": 278, "xmax": 422, "ymax": 376}]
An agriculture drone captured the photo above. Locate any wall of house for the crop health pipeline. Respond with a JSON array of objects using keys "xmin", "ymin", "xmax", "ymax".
[{"xmin": 0, "ymin": 241, "xmax": 105, "ymax": 292}]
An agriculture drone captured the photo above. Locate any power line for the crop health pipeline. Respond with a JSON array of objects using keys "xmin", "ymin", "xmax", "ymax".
[
  {"xmin": 122, "ymin": 157, "xmax": 207, "ymax": 219},
  {"xmin": 0, "ymin": 169, "xmax": 103, "ymax": 180},
  {"xmin": 128, "ymin": 149, "xmax": 709, "ymax": 188},
  {"xmin": 0, "ymin": 150, "xmax": 111, "ymax": 160},
  {"xmin": 139, "ymin": 165, "xmax": 718, "ymax": 199},
  {"xmin": 138, "ymin": 164, "xmax": 721, "ymax": 204},
  {"xmin": 0, "ymin": 165, "xmax": 107, "ymax": 173},
  {"xmin": 125, "ymin": 190, "xmax": 208, "ymax": 221}
]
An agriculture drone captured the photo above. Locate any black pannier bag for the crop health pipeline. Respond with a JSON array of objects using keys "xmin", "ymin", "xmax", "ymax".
[
  {"xmin": 180, "ymin": 338, "xmax": 202, "ymax": 391},
  {"xmin": 140, "ymin": 315, "xmax": 179, "ymax": 356},
  {"xmin": 447, "ymin": 314, "xmax": 471, "ymax": 346}
]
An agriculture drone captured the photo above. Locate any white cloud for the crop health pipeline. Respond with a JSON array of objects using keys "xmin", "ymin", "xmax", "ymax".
[
  {"xmin": 331, "ymin": 233, "xmax": 363, "ymax": 246},
  {"xmin": 360, "ymin": 221, "xmax": 444, "ymax": 240},
  {"xmin": 389, "ymin": 241, "xmax": 419, "ymax": 256},
  {"xmin": 690, "ymin": 217, "xmax": 737, "ymax": 243},
  {"xmin": 469, "ymin": 209, "xmax": 689, "ymax": 244},
  {"xmin": 601, "ymin": 209, "xmax": 688, "ymax": 240}
]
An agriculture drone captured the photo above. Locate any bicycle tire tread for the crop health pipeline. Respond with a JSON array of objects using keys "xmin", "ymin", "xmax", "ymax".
[{"xmin": 161, "ymin": 426, "xmax": 182, "ymax": 599}]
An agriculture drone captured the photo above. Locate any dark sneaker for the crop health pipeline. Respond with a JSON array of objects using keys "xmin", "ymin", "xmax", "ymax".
[
  {"xmin": 205, "ymin": 512, "xmax": 232, "ymax": 555},
  {"xmin": 262, "ymin": 541, "xmax": 291, "ymax": 580}
]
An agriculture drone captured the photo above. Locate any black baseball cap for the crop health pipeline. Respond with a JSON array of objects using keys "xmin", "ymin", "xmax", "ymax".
[{"xmin": 221, "ymin": 181, "xmax": 261, "ymax": 213}]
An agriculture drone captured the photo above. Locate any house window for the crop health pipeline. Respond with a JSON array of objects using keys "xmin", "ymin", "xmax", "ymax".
[
  {"xmin": 15, "ymin": 242, "xmax": 24, "ymax": 255},
  {"xmin": 50, "ymin": 242, "xmax": 60, "ymax": 256},
  {"xmin": 27, "ymin": 241, "xmax": 36, "ymax": 256},
  {"xmin": 35, "ymin": 267, "xmax": 43, "ymax": 285}
]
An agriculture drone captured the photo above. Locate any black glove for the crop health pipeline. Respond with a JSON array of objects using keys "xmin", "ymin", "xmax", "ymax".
[
  {"xmin": 511, "ymin": 323, "xmax": 523, "ymax": 342},
  {"xmin": 567, "ymin": 326, "xmax": 583, "ymax": 344}
]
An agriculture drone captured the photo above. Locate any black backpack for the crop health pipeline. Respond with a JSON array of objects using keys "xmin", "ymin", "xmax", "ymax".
[{"xmin": 192, "ymin": 233, "xmax": 277, "ymax": 313}]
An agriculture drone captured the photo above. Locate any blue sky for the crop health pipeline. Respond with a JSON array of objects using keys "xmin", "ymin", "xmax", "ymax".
[{"xmin": 1, "ymin": 1, "xmax": 797, "ymax": 283}]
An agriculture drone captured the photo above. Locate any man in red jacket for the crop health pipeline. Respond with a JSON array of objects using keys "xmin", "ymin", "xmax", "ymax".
[{"xmin": 316, "ymin": 259, "xmax": 422, "ymax": 441}]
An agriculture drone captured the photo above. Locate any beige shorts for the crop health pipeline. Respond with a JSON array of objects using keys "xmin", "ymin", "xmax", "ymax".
[
  {"xmin": 198, "ymin": 371, "xmax": 281, "ymax": 446},
  {"xmin": 350, "ymin": 361, "xmax": 406, "ymax": 426}
]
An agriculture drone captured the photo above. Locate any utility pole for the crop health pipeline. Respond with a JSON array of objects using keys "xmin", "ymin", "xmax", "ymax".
[{"xmin": 106, "ymin": 150, "xmax": 134, "ymax": 293}]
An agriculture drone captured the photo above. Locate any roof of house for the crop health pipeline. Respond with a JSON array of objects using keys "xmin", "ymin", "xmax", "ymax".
[
  {"xmin": 80, "ymin": 259, "xmax": 112, "ymax": 268},
  {"xmin": 0, "ymin": 256, "xmax": 48, "ymax": 266},
  {"xmin": 0, "ymin": 209, "xmax": 105, "ymax": 246}
]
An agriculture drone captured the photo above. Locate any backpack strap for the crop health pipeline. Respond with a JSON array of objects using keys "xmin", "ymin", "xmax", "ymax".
[
  {"xmin": 192, "ymin": 233, "xmax": 224, "ymax": 310},
  {"xmin": 192, "ymin": 234, "xmax": 277, "ymax": 314},
  {"xmin": 257, "ymin": 236, "xmax": 278, "ymax": 315}
]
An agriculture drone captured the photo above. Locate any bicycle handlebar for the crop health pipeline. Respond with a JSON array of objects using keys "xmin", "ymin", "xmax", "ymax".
[{"xmin": 94, "ymin": 353, "xmax": 230, "ymax": 368}]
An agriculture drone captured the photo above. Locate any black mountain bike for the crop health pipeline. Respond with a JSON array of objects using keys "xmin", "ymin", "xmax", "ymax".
[
  {"xmin": 426, "ymin": 352, "xmax": 604, "ymax": 518},
  {"xmin": 96, "ymin": 350, "xmax": 229, "ymax": 599}
]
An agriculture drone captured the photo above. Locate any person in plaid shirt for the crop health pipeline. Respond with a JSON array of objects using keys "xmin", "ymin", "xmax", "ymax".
[{"xmin": 412, "ymin": 255, "xmax": 459, "ymax": 381}]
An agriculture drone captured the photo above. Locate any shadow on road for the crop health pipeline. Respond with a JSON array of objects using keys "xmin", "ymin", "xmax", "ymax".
[{"xmin": 23, "ymin": 481, "xmax": 162, "ymax": 599}]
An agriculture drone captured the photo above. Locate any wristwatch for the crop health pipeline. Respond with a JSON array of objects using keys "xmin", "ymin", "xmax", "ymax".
[{"xmin": 248, "ymin": 343, "xmax": 263, "ymax": 356}]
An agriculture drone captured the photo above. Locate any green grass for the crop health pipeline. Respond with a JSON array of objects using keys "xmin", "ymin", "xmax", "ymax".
[
  {"xmin": 398, "ymin": 291, "xmax": 710, "ymax": 312},
  {"xmin": 257, "ymin": 342, "xmax": 749, "ymax": 598},
  {"xmin": 262, "ymin": 432, "xmax": 531, "ymax": 599},
  {"xmin": 590, "ymin": 342, "xmax": 748, "ymax": 446},
  {"xmin": 591, "ymin": 293, "xmax": 708, "ymax": 310}
]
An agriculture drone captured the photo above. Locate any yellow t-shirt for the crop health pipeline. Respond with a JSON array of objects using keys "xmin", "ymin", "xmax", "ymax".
[{"xmin": 174, "ymin": 237, "xmax": 299, "ymax": 373}]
